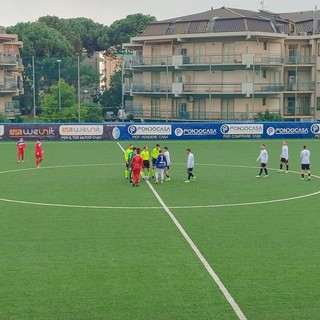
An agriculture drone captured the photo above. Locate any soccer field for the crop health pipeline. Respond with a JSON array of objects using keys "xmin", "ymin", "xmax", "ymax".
[{"xmin": 1, "ymin": 139, "xmax": 320, "ymax": 320}]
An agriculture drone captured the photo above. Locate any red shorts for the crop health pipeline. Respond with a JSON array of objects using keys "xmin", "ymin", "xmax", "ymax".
[
  {"xmin": 36, "ymin": 152, "xmax": 43, "ymax": 159},
  {"xmin": 132, "ymin": 170, "xmax": 141, "ymax": 183}
]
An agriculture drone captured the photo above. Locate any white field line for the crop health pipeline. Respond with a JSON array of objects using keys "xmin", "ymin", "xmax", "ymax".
[
  {"xmin": 117, "ymin": 142, "xmax": 247, "ymax": 320},
  {"xmin": 0, "ymin": 163, "xmax": 162, "ymax": 209},
  {"xmin": 1, "ymin": 162, "xmax": 319, "ymax": 212},
  {"xmin": 0, "ymin": 197, "xmax": 161, "ymax": 210},
  {"xmin": 170, "ymin": 190, "xmax": 320, "ymax": 209}
]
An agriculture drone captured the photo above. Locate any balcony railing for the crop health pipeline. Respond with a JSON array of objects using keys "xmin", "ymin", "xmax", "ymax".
[
  {"xmin": 125, "ymin": 53, "xmax": 315, "ymax": 69},
  {"xmin": 132, "ymin": 83, "xmax": 172, "ymax": 93},
  {"xmin": 131, "ymin": 108, "xmax": 282, "ymax": 121},
  {"xmin": 284, "ymin": 56, "xmax": 316, "ymax": 64},
  {"xmin": 127, "ymin": 81, "xmax": 317, "ymax": 96},
  {"xmin": 0, "ymin": 54, "xmax": 17, "ymax": 64},
  {"xmin": 5, "ymin": 101, "xmax": 21, "ymax": 119},
  {"xmin": 0, "ymin": 81, "xmax": 22, "ymax": 92},
  {"xmin": 284, "ymin": 82, "xmax": 315, "ymax": 91},
  {"xmin": 283, "ymin": 106, "xmax": 314, "ymax": 116}
]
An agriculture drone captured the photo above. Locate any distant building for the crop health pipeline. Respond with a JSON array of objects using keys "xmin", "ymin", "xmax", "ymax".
[
  {"xmin": 101, "ymin": 54, "xmax": 121, "ymax": 91},
  {"xmin": 123, "ymin": 7, "xmax": 320, "ymax": 121},
  {"xmin": 81, "ymin": 50, "xmax": 120, "ymax": 100},
  {"xmin": 0, "ymin": 26, "xmax": 23, "ymax": 119}
]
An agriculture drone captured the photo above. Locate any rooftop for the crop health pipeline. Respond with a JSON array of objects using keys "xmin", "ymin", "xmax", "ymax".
[{"xmin": 140, "ymin": 7, "xmax": 320, "ymax": 37}]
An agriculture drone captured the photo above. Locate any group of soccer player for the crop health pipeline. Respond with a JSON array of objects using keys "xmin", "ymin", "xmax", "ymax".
[
  {"xmin": 16, "ymin": 138, "xmax": 43, "ymax": 168},
  {"xmin": 124, "ymin": 143, "xmax": 196, "ymax": 187},
  {"xmin": 124, "ymin": 143, "xmax": 172, "ymax": 186},
  {"xmin": 256, "ymin": 140, "xmax": 311, "ymax": 181}
]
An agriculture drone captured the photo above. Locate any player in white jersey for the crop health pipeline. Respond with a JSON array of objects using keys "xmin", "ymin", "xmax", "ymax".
[
  {"xmin": 278, "ymin": 140, "xmax": 289, "ymax": 173},
  {"xmin": 256, "ymin": 144, "xmax": 268, "ymax": 178},
  {"xmin": 185, "ymin": 148, "xmax": 196, "ymax": 182},
  {"xmin": 300, "ymin": 145, "xmax": 311, "ymax": 181},
  {"xmin": 163, "ymin": 146, "xmax": 171, "ymax": 181}
]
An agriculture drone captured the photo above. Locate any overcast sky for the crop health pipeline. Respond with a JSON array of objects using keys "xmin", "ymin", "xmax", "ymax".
[{"xmin": 1, "ymin": 0, "xmax": 318, "ymax": 27}]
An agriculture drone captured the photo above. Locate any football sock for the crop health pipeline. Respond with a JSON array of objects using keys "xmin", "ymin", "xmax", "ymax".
[{"xmin": 264, "ymin": 168, "xmax": 268, "ymax": 175}]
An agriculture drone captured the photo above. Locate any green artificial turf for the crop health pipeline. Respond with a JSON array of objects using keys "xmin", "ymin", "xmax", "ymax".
[{"xmin": 0, "ymin": 139, "xmax": 320, "ymax": 319}]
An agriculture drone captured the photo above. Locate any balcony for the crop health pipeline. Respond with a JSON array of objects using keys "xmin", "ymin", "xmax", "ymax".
[
  {"xmin": 131, "ymin": 108, "xmax": 282, "ymax": 122},
  {"xmin": 132, "ymin": 83, "xmax": 172, "ymax": 94},
  {"xmin": 284, "ymin": 82, "xmax": 315, "ymax": 92},
  {"xmin": 130, "ymin": 81, "xmax": 289, "ymax": 97},
  {"xmin": 5, "ymin": 101, "xmax": 21, "ymax": 119},
  {"xmin": 0, "ymin": 54, "xmax": 17, "ymax": 64},
  {"xmin": 0, "ymin": 81, "xmax": 21, "ymax": 93},
  {"xmin": 0, "ymin": 54, "xmax": 22, "ymax": 71},
  {"xmin": 283, "ymin": 106, "xmax": 314, "ymax": 117},
  {"xmin": 125, "ymin": 53, "xmax": 316, "ymax": 72},
  {"xmin": 126, "ymin": 53, "xmax": 289, "ymax": 70},
  {"xmin": 284, "ymin": 55, "xmax": 316, "ymax": 65},
  {"xmin": 256, "ymin": 83, "xmax": 285, "ymax": 93},
  {"xmin": 130, "ymin": 80, "xmax": 316, "ymax": 97}
]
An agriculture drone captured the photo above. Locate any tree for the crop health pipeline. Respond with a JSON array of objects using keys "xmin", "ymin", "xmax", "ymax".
[
  {"xmin": 0, "ymin": 113, "xmax": 9, "ymax": 123},
  {"xmin": 6, "ymin": 14, "xmax": 157, "ymax": 121},
  {"xmin": 255, "ymin": 110, "xmax": 283, "ymax": 121},
  {"xmin": 40, "ymin": 79, "xmax": 78, "ymax": 122},
  {"xmin": 64, "ymin": 17, "xmax": 109, "ymax": 53},
  {"xmin": 107, "ymin": 14, "xmax": 156, "ymax": 47},
  {"xmin": 38, "ymin": 15, "xmax": 82, "ymax": 53},
  {"xmin": 99, "ymin": 70, "xmax": 122, "ymax": 114},
  {"xmin": 7, "ymin": 22, "xmax": 74, "ymax": 57},
  {"xmin": 82, "ymin": 102, "xmax": 103, "ymax": 122},
  {"xmin": 7, "ymin": 22, "xmax": 75, "ymax": 116}
]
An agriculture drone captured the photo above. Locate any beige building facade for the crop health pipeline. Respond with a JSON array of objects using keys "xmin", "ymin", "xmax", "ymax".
[
  {"xmin": 123, "ymin": 7, "xmax": 320, "ymax": 121},
  {"xmin": 0, "ymin": 27, "xmax": 23, "ymax": 119}
]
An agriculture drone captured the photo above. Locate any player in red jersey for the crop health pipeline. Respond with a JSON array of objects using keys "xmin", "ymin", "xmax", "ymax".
[
  {"xmin": 129, "ymin": 148, "xmax": 144, "ymax": 187},
  {"xmin": 35, "ymin": 138, "xmax": 43, "ymax": 168},
  {"xmin": 16, "ymin": 138, "xmax": 26, "ymax": 163}
]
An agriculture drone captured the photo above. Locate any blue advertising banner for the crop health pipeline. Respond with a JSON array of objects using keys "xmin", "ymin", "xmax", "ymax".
[
  {"xmin": 0, "ymin": 122, "xmax": 320, "ymax": 141},
  {"xmin": 113, "ymin": 122, "xmax": 320, "ymax": 140}
]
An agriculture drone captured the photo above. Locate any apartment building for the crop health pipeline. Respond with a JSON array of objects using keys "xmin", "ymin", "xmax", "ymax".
[
  {"xmin": 0, "ymin": 26, "xmax": 23, "ymax": 119},
  {"xmin": 123, "ymin": 7, "xmax": 320, "ymax": 121},
  {"xmin": 101, "ymin": 53, "xmax": 121, "ymax": 91}
]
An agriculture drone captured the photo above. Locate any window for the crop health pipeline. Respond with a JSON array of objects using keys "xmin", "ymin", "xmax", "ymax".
[
  {"xmin": 262, "ymin": 98, "xmax": 266, "ymax": 106},
  {"xmin": 178, "ymin": 48, "xmax": 187, "ymax": 55},
  {"xmin": 221, "ymin": 99, "xmax": 234, "ymax": 120},
  {"xmin": 286, "ymin": 97, "xmax": 295, "ymax": 115},
  {"xmin": 262, "ymin": 69, "xmax": 267, "ymax": 78},
  {"xmin": 172, "ymin": 100, "xmax": 187, "ymax": 119},
  {"xmin": 288, "ymin": 45, "xmax": 298, "ymax": 63},
  {"xmin": 263, "ymin": 42, "xmax": 268, "ymax": 50},
  {"xmin": 193, "ymin": 99, "xmax": 206, "ymax": 120},
  {"xmin": 317, "ymin": 97, "xmax": 320, "ymax": 110},
  {"xmin": 151, "ymin": 98, "xmax": 160, "ymax": 118},
  {"xmin": 298, "ymin": 96, "xmax": 310, "ymax": 115},
  {"xmin": 151, "ymin": 72, "xmax": 160, "ymax": 92}
]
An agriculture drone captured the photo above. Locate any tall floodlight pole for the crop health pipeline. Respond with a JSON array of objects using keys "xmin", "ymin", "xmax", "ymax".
[
  {"xmin": 295, "ymin": 60, "xmax": 298, "ymax": 122},
  {"xmin": 165, "ymin": 56, "xmax": 169, "ymax": 122},
  {"xmin": 77, "ymin": 55, "xmax": 81, "ymax": 122},
  {"xmin": 121, "ymin": 56, "xmax": 124, "ymax": 122},
  {"xmin": 57, "ymin": 59, "xmax": 62, "ymax": 112},
  {"xmin": 32, "ymin": 56, "xmax": 36, "ymax": 122}
]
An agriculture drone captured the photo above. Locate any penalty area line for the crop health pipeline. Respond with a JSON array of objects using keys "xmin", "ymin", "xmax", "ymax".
[{"xmin": 117, "ymin": 142, "xmax": 247, "ymax": 320}]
